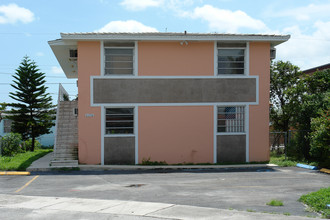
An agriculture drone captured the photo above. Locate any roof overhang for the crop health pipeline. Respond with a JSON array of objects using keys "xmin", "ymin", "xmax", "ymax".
[
  {"xmin": 49, "ymin": 39, "xmax": 78, "ymax": 78},
  {"xmin": 60, "ymin": 32, "xmax": 290, "ymax": 47}
]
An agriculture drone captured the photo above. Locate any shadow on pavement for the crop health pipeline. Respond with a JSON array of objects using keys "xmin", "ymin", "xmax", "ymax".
[{"xmin": 31, "ymin": 167, "xmax": 278, "ymax": 176}]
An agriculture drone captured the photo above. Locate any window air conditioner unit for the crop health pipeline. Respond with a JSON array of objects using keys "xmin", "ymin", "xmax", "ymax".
[
  {"xmin": 270, "ymin": 48, "xmax": 276, "ymax": 60},
  {"xmin": 69, "ymin": 49, "xmax": 78, "ymax": 61}
]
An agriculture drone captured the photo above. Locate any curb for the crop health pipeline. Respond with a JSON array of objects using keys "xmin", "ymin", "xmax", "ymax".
[
  {"xmin": 28, "ymin": 164, "xmax": 278, "ymax": 172},
  {"xmin": 296, "ymin": 163, "xmax": 318, "ymax": 170},
  {"xmin": 320, "ymin": 168, "xmax": 330, "ymax": 174},
  {"xmin": 0, "ymin": 171, "xmax": 31, "ymax": 176}
]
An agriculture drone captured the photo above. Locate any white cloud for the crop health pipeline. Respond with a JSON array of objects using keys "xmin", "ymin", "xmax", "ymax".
[
  {"xmin": 96, "ymin": 20, "xmax": 158, "ymax": 32},
  {"xmin": 276, "ymin": 21, "xmax": 330, "ymax": 70},
  {"xmin": 51, "ymin": 66, "xmax": 64, "ymax": 74},
  {"xmin": 0, "ymin": 3, "xmax": 35, "ymax": 24},
  {"xmin": 270, "ymin": 3, "xmax": 330, "ymax": 21},
  {"xmin": 120, "ymin": 0, "xmax": 163, "ymax": 11},
  {"xmin": 185, "ymin": 5, "xmax": 268, "ymax": 33}
]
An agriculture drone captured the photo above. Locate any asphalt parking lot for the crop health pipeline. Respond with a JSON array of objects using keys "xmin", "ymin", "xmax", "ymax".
[{"xmin": 0, "ymin": 167, "xmax": 329, "ymax": 219}]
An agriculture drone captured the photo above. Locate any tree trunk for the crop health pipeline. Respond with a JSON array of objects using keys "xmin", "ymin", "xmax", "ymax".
[
  {"xmin": 31, "ymin": 126, "xmax": 35, "ymax": 152},
  {"xmin": 31, "ymin": 136, "xmax": 35, "ymax": 152}
]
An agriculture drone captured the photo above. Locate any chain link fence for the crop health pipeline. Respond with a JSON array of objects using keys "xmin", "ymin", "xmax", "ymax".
[
  {"xmin": 270, "ymin": 130, "xmax": 311, "ymax": 159},
  {"xmin": 270, "ymin": 131, "xmax": 287, "ymax": 157}
]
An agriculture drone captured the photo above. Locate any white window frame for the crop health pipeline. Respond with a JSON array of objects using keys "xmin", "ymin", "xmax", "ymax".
[
  {"xmin": 104, "ymin": 107, "xmax": 135, "ymax": 137},
  {"xmin": 215, "ymin": 42, "xmax": 249, "ymax": 76},
  {"xmin": 103, "ymin": 45, "xmax": 136, "ymax": 76},
  {"xmin": 217, "ymin": 47, "xmax": 246, "ymax": 75},
  {"xmin": 216, "ymin": 105, "xmax": 246, "ymax": 134}
]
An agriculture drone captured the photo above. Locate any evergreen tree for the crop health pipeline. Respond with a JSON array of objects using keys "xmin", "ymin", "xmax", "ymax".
[{"xmin": 8, "ymin": 56, "xmax": 55, "ymax": 151}]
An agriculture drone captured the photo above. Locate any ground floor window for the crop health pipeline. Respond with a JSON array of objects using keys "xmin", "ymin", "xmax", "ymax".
[
  {"xmin": 217, "ymin": 106, "xmax": 245, "ymax": 133},
  {"xmin": 105, "ymin": 108, "xmax": 134, "ymax": 134}
]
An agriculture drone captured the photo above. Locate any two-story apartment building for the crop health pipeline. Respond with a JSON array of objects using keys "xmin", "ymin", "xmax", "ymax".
[{"xmin": 49, "ymin": 32, "xmax": 289, "ymax": 165}]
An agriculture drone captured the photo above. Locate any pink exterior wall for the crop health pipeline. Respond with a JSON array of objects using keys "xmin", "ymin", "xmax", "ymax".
[
  {"xmin": 138, "ymin": 42, "xmax": 214, "ymax": 76},
  {"xmin": 78, "ymin": 41, "xmax": 101, "ymax": 164},
  {"xmin": 249, "ymin": 42, "xmax": 270, "ymax": 162},
  {"xmin": 138, "ymin": 106, "xmax": 214, "ymax": 164}
]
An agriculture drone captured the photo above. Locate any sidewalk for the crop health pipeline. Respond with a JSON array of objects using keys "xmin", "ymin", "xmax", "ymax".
[
  {"xmin": 0, "ymin": 194, "xmax": 315, "ymax": 220},
  {"xmin": 27, "ymin": 152, "xmax": 278, "ymax": 172}
]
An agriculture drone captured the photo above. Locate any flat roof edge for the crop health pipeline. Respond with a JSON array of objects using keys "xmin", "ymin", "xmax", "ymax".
[{"xmin": 59, "ymin": 32, "xmax": 290, "ymax": 43}]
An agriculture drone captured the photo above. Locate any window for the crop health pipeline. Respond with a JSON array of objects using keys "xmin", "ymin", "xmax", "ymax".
[
  {"xmin": 105, "ymin": 108, "xmax": 134, "ymax": 134},
  {"xmin": 104, "ymin": 48, "xmax": 133, "ymax": 75},
  {"xmin": 218, "ymin": 43, "xmax": 245, "ymax": 75},
  {"xmin": 217, "ymin": 106, "xmax": 245, "ymax": 133},
  {"xmin": 69, "ymin": 49, "xmax": 77, "ymax": 58}
]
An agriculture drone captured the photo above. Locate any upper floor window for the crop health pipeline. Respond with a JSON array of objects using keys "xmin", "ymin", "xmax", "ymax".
[
  {"xmin": 217, "ymin": 106, "xmax": 245, "ymax": 133},
  {"xmin": 104, "ymin": 42, "xmax": 135, "ymax": 75},
  {"xmin": 218, "ymin": 43, "xmax": 246, "ymax": 75},
  {"xmin": 105, "ymin": 48, "xmax": 133, "ymax": 75}
]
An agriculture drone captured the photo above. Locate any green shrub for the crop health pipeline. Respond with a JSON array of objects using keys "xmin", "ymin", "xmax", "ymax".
[
  {"xmin": 309, "ymin": 109, "xmax": 330, "ymax": 168},
  {"xmin": 141, "ymin": 157, "xmax": 167, "ymax": 165},
  {"xmin": 21, "ymin": 139, "xmax": 42, "ymax": 151},
  {"xmin": 0, "ymin": 133, "xmax": 22, "ymax": 156},
  {"xmin": 267, "ymin": 199, "xmax": 284, "ymax": 206},
  {"xmin": 269, "ymin": 153, "xmax": 297, "ymax": 167}
]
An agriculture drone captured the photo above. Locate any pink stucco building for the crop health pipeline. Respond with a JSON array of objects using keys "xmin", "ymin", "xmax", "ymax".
[{"xmin": 49, "ymin": 32, "xmax": 289, "ymax": 165}]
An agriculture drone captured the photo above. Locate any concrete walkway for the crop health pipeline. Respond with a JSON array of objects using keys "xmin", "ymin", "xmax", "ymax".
[
  {"xmin": 27, "ymin": 151, "xmax": 277, "ymax": 172},
  {"xmin": 0, "ymin": 194, "xmax": 316, "ymax": 220},
  {"xmin": 27, "ymin": 151, "xmax": 54, "ymax": 171}
]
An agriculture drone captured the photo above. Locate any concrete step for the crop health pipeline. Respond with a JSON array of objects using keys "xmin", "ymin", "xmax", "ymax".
[
  {"xmin": 56, "ymin": 130, "xmax": 78, "ymax": 133},
  {"xmin": 56, "ymin": 144, "xmax": 78, "ymax": 149},
  {"xmin": 56, "ymin": 139, "xmax": 78, "ymax": 142},
  {"xmin": 54, "ymin": 151, "xmax": 77, "ymax": 155},
  {"xmin": 55, "ymin": 148, "xmax": 78, "ymax": 152},
  {"xmin": 53, "ymin": 157, "xmax": 78, "ymax": 161},
  {"xmin": 56, "ymin": 138, "xmax": 78, "ymax": 142},
  {"xmin": 57, "ymin": 124, "xmax": 76, "ymax": 129},
  {"xmin": 55, "ymin": 100, "xmax": 78, "ymax": 163},
  {"xmin": 50, "ymin": 160, "xmax": 78, "ymax": 167},
  {"xmin": 54, "ymin": 153, "xmax": 77, "ymax": 157}
]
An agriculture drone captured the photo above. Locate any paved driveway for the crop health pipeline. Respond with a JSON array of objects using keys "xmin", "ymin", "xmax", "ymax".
[{"xmin": 0, "ymin": 167, "xmax": 329, "ymax": 218}]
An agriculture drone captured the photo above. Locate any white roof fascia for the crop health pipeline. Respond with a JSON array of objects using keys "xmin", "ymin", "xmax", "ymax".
[
  {"xmin": 60, "ymin": 33, "xmax": 290, "ymax": 46},
  {"xmin": 48, "ymin": 39, "xmax": 77, "ymax": 46}
]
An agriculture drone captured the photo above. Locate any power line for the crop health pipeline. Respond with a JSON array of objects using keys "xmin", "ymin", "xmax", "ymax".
[
  {"xmin": 0, "ymin": 83, "xmax": 75, "ymax": 85},
  {"xmin": 0, "ymin": 72, "xmax": 67, "ymax": 78},
  {"xmin": 0, "ymin": 32, "xmax": 58, "ymax": 35}
]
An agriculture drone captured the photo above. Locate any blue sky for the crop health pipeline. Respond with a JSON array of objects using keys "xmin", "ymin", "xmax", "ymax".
[{"xmin": 1, "ymin": 0, "xmax": 330, "ymax": 104}]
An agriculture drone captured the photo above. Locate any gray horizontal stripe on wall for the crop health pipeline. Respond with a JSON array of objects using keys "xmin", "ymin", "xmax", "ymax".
[{"xmin": 93, "ymin": 78, "xmax": 256, "ymax": 104}]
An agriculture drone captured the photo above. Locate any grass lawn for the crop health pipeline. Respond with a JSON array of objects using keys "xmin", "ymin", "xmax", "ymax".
[
  {"xmin": 269, "ymin": 154, "xmax": 298, "ymax": 167},
  {"xmin": 269, "ymin": 153, "xmax": 318, "ymax": 167},
  {"xmin": 0, "ymin": 149, "xmax": 52, "ymax": 171},
  {"xmin": 299, "ymin": 187, "xmax": 330, "ymax": 218}
]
